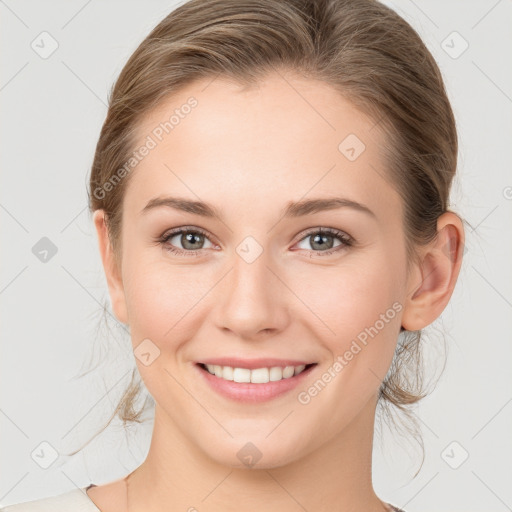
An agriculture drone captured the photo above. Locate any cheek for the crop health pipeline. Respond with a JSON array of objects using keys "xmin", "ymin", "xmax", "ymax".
[
  {"xmin": 293, "ymin": 252, "xmax": 405, "ymax": 389},
  {"xmin": 291, "ymin": 264, "xmax": 403, "ymax": 426},
  {"xmin": 298, "ymin": 259, "xmax": 403, "ymax": 339},
  {"xmin": 121, "ymin": 252, "xmax": 214, "ymax": 347},
  {"xmin": 120, "ymin": 257, "xmax": 213, "ymax": 395}
]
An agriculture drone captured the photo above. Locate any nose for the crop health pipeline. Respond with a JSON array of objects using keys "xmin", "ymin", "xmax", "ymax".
[{"xmin": 213, "ymin": 245, "xmax": 290, "ymax": 340}]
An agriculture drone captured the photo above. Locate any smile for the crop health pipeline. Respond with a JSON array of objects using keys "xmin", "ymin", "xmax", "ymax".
[
  {"xmin": 195, "ymin": 361, "xmax": 318, "ymax": 403},
  {"xmin": 201, "ymin": 363, "xmax": 315, "ymax": 383}
]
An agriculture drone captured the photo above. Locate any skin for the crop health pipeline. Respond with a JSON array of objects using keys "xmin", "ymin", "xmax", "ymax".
[{"xmin": 90, "ymin": 71, "xmax": 464, "ymax": 512}]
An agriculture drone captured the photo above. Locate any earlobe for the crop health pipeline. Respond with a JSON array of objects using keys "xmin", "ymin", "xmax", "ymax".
[
  {"xmin": 401, "ymin": 212, "xmax": 465, "ymax": 331},
  {"xmin": 93, "ymin": 210, "xmax": 128, "ymax": 325}
]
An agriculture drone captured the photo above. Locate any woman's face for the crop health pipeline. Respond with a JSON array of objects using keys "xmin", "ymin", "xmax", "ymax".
[{"xmin": 106, "ymin": 72, "xmax": 412, "ymax": 468}]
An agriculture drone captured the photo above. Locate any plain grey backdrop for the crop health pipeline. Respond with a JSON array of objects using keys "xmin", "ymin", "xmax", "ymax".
[{"xmin": 1, "ymin": 1, "xmax": 511, "ymax": 510}]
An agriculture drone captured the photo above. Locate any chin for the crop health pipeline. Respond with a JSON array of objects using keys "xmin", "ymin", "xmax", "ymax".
[{"xmin": 195, "ymin": 430, "xmax": 309, "ymax": 470}]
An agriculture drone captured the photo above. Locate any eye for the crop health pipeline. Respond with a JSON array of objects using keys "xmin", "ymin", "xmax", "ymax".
[
  {"xmin": 158, "ymin": 226, "xmax": 216, "ymax": 256},
  {"xmin": 295, "ymin": 227, "xmax": 353, "ymax": 256},
  {"xmin": 157, "ymin": 226, "xmax": 353, "ymax": 257}
]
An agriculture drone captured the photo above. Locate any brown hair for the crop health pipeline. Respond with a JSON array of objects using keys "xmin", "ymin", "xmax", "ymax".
[{"xmin": 77, "ymin": 0, "xmax": 459, "ymax": 459}]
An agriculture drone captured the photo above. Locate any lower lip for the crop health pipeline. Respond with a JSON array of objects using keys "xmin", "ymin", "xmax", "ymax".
[{"xmin": 195, "ymin": 363, "xmax": 317, "ymax": 403}]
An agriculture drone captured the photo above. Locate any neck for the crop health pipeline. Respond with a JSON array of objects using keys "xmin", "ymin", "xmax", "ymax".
[{"xmin": 125, "ymin": 397, "xmax": 387, "ymax": 512}]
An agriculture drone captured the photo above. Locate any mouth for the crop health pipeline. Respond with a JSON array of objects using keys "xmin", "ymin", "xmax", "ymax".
[
  {"xmin": 197, "ymin": 362, "xmax": 317, "ymax": 383},
  {"xmin": 194, "ymin": 360, "xmax": 318, "ymax": 403}
]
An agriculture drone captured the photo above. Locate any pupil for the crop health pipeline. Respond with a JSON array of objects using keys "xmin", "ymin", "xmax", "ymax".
[
  {"xmin": 183, "ymin": 232, "xmax": 202, "ymax": 250},
  {"xmin": 312, "ymin": 234, "xmax": 333, "ymax": 251}
]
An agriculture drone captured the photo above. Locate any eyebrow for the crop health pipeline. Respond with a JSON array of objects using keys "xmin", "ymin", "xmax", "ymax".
[{"xmin": 141, "ymin": 196, "xmax": 376, "ymax": 220}]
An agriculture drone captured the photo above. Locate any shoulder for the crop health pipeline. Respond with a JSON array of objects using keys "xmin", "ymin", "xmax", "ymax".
[{"xmin": 0, "ymin": 487, "xmax": 100, "ymax": 512}]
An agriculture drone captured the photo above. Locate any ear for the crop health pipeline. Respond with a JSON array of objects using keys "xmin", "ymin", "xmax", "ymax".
[
  {"xmin": 93, "ymin": 210, "xmax": 128, "ymax": 325},
  {"xmin": 401, "ymin": 212, "xmax": 465, "ymax": 331}
]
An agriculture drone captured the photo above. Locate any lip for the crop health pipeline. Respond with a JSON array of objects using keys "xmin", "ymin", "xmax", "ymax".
[
  {"xmin": 194, "ymin": 361, "xmax": 317, "ymax": 403},
  {"xmin": 198, "ymin": 357, "xmax": 315, "ymax": 370}
]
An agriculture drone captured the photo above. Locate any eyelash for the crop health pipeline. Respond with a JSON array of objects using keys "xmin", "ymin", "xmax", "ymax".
[{"xmin": 157, "ymin": 226, "xmax": 354, "ymax": 258}]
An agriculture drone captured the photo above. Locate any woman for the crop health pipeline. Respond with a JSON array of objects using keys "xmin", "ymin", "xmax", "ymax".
[{"xmin": 1, "ymin": 0, "xmax": 464, "ymax": 510}]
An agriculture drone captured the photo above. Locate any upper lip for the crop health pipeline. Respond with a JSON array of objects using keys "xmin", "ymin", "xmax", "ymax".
[{"xmin": 198, "ymin": 358, "xmax": 316, "ymax": 370}]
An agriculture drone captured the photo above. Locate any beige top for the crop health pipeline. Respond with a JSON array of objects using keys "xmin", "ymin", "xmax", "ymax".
[
  {"xmin": 0, "ymin": 486, "xmax": 405, "ymax": 512},
  {"xmin": 0, "ymin": 487, "xmax": 100, "ymax": 512}
]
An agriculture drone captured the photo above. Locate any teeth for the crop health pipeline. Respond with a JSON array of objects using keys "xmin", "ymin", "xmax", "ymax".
[
  {"xmin": 250, "ymin": 368, "xmax": 269, "ymax": 384},
  {"xmin": 203, "ymin": 364, "xmax": 308, "ymax": 383},
  {"xmin": 282, "ymin": 366, "xmax": 294, "ymax": 378},
  {"xmin": 222, "ymin": 366, "xmax": 234, "ymax": 381},
  {"xmin": 269, "ymin": 367, "xmax": 282, "ymax": 381},
  {"xmin": 233, "ymin": 367, "xmax": 251, "ymax": 383},
  {"xmin": 294, "ymin": 364, "xmax": 306, "ymax": 375}
]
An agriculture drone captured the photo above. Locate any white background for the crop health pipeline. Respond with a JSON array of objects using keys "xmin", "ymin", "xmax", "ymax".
[{"xmin": 1, "ymin": 1, "xmax": 511, "ymax": 510}]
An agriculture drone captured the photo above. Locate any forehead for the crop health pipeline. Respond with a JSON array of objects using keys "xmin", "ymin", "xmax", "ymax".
[{"xmin": 124, "ymin": 72, "xmax": 399, "ymax": 220}]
